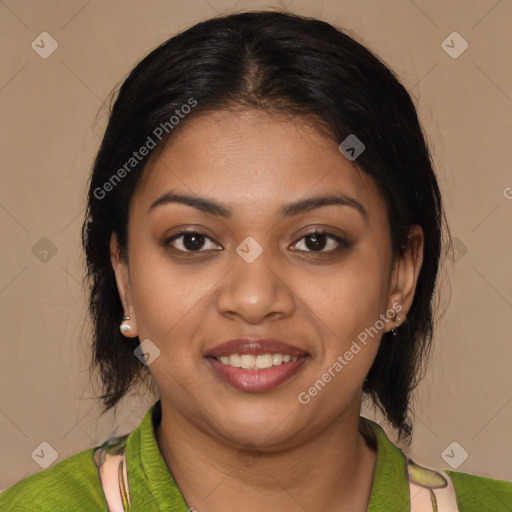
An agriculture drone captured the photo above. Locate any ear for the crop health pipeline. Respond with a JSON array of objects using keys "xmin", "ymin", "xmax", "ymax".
[
  {"xmin": 110, "ymin": 233, "xmax": 138, "ymax": 337},
  {"xmin": 384, "ymin": 225, "xmax": 424, "ymax": 332}
]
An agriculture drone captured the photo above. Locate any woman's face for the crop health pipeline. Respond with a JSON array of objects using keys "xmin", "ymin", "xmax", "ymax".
[{"xmin": 113, "ymin": 108, "xmax": 421, "ymax": 450}]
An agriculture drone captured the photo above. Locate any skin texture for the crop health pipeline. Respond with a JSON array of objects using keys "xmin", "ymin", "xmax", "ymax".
[{"xmin": 111, "ymin": 109, "xmax": 424, "ymax": 511}]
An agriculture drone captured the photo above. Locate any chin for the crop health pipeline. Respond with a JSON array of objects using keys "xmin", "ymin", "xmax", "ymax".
[{"xmin": 204, "ymin": 400, "xmax": 308, "ymax": 450}]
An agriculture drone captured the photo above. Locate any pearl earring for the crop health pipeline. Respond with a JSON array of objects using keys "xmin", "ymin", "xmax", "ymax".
[{"xmin": 120, "ymin": 316, "xmax": 132, "ymax": 334}]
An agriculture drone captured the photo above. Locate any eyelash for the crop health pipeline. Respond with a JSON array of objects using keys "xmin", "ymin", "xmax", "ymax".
[{"xmin": 164, "ymin": 229, "xmax": 350, "ymax": 256}]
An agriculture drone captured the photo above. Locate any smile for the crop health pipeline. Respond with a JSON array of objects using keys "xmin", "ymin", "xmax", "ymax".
[
  {"xmin": 204, "ymin": 337, "xmax": 309, "ymax": 393},
  {"xmin": 216, "ymin": 353, "xmax": 299, "ymax": 369}
]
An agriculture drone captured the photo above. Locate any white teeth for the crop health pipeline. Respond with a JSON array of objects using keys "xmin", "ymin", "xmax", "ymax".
[
  {"xmin": 229, "ymin": 354, "xmax": 241, "ymax": 367},
  {"xmin": 217, "ymin": 352, "xmax": 300, "ymax": 369},
  {"xmin": 255, "ymin": 354, "xmax": 273, "ymax": 369},
  {"xmin": 272, "ymin": 353, "xmax": 283, "ymax": 366},
  {"xmin": 240, "ymin": 354, "xmax": 256, "ymax": 369}
]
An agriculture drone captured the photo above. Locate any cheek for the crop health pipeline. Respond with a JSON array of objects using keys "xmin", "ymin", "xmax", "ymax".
[
  {"xmin": 296, "ymin": 254, "xmax": 389, "ymax": 415},
  {"xmin": 132, "ymin": 269, "xmax": 216, "ymax": 343},
  {"xmin": 128, "ymin": 253, "xmax": 216, "ymax": 396},
  {"xmin": 128, "ymin": 239, "xmax": 220, "ymax": 347},
  {"xmin": 299, "ymin": 248, "xmax": 390, "ymax": 341}
]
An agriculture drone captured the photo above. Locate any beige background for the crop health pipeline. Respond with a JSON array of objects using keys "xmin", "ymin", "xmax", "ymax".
[{"xmin": 1, "ymin": 0, "xmax": 511, "ymax": 491}]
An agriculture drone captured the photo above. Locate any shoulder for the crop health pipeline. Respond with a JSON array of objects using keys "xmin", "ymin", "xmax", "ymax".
[
  {"xmin": 362, "ymin": 417, "xmax": 512, "ymax": 511},
  {"xmin": 447, "ymin": 469, "xmax": 512, "ymax": 511},
  {"xmin": 0, "ymin": 447, "xmax": 107, "ymax": 511}
]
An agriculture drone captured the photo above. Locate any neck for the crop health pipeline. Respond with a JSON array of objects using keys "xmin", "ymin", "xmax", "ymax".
[{"xmin": 155, "ymin": 401, "xmax": 377, "ymax": 512}]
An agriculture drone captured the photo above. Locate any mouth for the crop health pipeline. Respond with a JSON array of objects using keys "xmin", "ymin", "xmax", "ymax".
[
  {"xmin": 204, "ymin": 338, "xmax": 309, "ymax": 393},
  {"xmin": 214, "ymin": 353, "xmax": 300, "ymax": 369}
]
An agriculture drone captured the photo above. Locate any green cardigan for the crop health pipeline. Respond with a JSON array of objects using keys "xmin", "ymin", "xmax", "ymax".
[{"xmin": 1, "ymin": 401, "xmax": 510, "ymax": 511}]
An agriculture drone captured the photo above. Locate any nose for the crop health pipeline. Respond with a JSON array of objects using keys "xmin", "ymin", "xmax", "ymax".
[{"xmin": 216, "ymin": 244, "xmax": 296, "ymax": 325}]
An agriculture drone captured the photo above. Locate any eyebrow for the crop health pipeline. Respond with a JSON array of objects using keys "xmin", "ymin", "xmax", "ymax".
[{"xmin": 148, "ymin": 190, "xmax": 368, "ymax": 220}]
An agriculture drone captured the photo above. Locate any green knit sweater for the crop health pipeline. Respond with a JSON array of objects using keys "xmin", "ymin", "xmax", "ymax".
[{"xmin": 1, "ymin": 401, "xmax": 510, "ymax": 511}]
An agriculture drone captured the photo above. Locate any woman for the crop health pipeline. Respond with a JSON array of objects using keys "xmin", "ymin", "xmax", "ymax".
[{"xmin": 1, "ymin": 10, "xmax": 510, "ymax": 512}]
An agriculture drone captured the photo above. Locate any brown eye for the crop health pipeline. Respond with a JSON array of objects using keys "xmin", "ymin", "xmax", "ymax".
[
  {"xmin": 165, "ymin": 231, "xmax": 222, "ymax": 252},
  {"xmin": 304, "ymin": 232, "xmax": 328, "ymax": 251},
  {"xmin": 292, "ymin": 231, "xmax": 349, "ymax": 253}
]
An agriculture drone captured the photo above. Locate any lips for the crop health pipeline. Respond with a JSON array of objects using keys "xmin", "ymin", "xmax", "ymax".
[
  {"xmin": 204, "ymin": 338, "xmax": 308, "ymax": 392},
  {"xmin": 205, "ymin": 338, "xmax": 307, "ymax": 358}
]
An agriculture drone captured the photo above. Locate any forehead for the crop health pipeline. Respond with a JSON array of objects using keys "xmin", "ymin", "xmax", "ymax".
[{"xmin": 133, "ymin": 109, "xmax": 386, "ymax": 222}]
